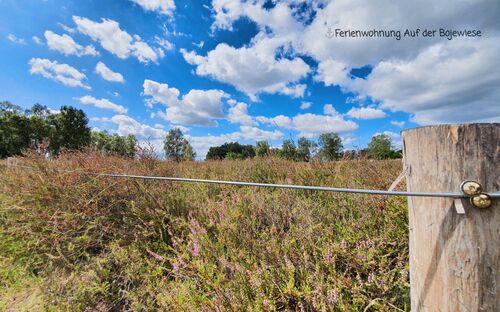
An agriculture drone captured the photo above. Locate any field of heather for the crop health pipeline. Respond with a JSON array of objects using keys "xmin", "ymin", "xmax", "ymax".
[{"xmin": 0, "ymin": 153, "xmax": 409, "ymax": 311}]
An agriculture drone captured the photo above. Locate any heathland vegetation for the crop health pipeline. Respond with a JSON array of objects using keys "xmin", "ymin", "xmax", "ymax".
[{"xmin": 1, "ymin": 101, "xmax": 409, "ymax": 310}]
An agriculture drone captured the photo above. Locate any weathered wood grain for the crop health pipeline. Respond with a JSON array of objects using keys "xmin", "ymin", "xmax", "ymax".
[{"xmin": 402, "ymin": 124, "xmax": 499, "ymax": 311}]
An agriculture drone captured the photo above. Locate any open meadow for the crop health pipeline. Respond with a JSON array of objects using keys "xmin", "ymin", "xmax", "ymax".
[{"xmin": 0, "ymin": 152, "xmax": 409, "ymax": 311}]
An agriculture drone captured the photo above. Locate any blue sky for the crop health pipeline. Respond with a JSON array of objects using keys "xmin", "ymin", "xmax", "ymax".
[{"xmin": 1, "ymin": 0, "xmax": 499, "ymax": 157}]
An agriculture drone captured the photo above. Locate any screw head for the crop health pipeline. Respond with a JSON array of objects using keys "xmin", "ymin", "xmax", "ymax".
[
  {"xmin": 461, "ymin": 180, "xmax": 482, "ymax": 196},
  {"xmin": 470, "ymin": 193, "xmax": 492, "ymax": 209}
]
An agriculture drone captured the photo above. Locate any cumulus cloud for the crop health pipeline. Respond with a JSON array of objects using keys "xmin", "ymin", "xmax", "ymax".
[
  {"xmin": 257, "ymin": 105, "xmax": 358, "ymax": 138},
  {"xmin": 7, "ymin": 34, "xmax": 25, "ymax": 44},
  {"xmin": 72, "ymin": 16, "xmax": 162, "ymax": 63},
  {"xmin": 44, "ymin": 30, "xmax": 98, "ymax": 56},
  {"xmin": 130, "ymin": 0, "xmax": 175, "ymax": 16},
  {"xmin": 291, "ymin": 113, "xmax": 359, "ymax": 138},
  {"xmin": 181, "ymin": 35, "xmax": 310, "ymax": 100},
  {"xmin": 300, "ymin": 101, "xmax": 311, "ymax": 110},
  {"xmin": 143, "ymin": 79, "xmax": 228, "ymax": 126},
  {"xmin": 76, "ymin": 95, "xmax": 127, "ymax": 113},
  {"xmin": 98, "ymin": 114, "xmax": 167, "ymax": 140},
  {"xmin": 227, "ymin": 100, "xmax": 253, "ymax": 126},
  {"xmin": 239, "ymin": 126, "xmax": 283, "ymax": 141},
  {"xmin": 95, "ymin": 62, "xmax": 125, "ymax": 83},
  {"xmin": 353, "ymin": 38, "xmax": 500, "ymax": 124},
  {"xmin": 346, "ymin": 107, "xmax": 386, "ymax": 120},
  {"xmin": 29, "ymin": 58, "xmax": 90, "ymax": 89},
  {"xmin": 208, "ymin": 0, "xmax": 500, "ymax": 124}
]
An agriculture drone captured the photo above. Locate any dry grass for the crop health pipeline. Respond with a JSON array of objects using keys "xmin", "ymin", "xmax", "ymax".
[{"xmin": 0, "ymin": 152, "xmax": 409, "ymax": 311}]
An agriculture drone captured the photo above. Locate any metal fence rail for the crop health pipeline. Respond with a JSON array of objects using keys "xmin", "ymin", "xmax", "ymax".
[{"xmin": 5, "ymin": 163, "xmax": 499, "ymax": 199}]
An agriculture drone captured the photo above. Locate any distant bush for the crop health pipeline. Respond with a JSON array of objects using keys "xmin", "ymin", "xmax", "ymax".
[
  {"xmin": 367, "ymin": 134, "xmax": 402, "ymax": 160},
  {"xmin": 206, "ymin": 142, "xmax": 255, "ymax": 160},
  {"xmin": 91, "ymin": 131, "xmax": 137, "ymax": 158}
]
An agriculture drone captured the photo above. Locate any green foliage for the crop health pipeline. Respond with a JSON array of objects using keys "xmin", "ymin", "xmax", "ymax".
[
  {"xmin": 319, "ymin": 133, "xmax": 343, "ymax": 161},
  {"xmin": 47, "ymin": 106, "xmax": 91, "ymax": 155},
  {"xmin": 367, "ymin": 134, "xmax": 402, "ymax": 160},
  {"xmin": 296, "ymin": 137, "xmax": 316, "ymax": 162},
  {"xmin": 182, "ymin": 140, "xmax": 196, "ymax": 161},
  {"xmin": 255, "ymin": 140, "xmax": 270, "ymax": 157},
  {"xmin": 164, "ymin": 128, "xmax": 194, "ymax": 161},
  {"xmin": 206, "ymin": 142, "xmax": 255, "ymax": 160},
  {"xmin": 277, "ymin": 139, "xmax": 297, "ymax": 160},
  {"xmin": 0, "ymin": 102, "xmax": 32, "ymax": 158},
  {"xmin": 0, "ymin": 154, "xmax": 410, "ymax": 310},
  {"xmin": 91, "ymin": 131, "xmax": 137, "ymax": 158},
  {"xmin": 0, "ymin": 102, "xmax": 142, "ymax": 159}
]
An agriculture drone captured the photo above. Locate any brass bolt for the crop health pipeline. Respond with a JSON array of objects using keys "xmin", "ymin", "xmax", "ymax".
[
  {"xmin": 460, "ymin": 180, "xmax": 482, "ymax": 196},
  {"xmin": 470, "ymin": 193, "xmax": 492, "ymax": 209}
]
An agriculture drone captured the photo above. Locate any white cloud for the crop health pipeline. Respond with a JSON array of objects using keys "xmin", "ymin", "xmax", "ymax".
[
  {"xmin": 239, "ymin": 126, "xmax": 283, "ymax": 141},
  {"xmin": 58, "ymin": 22, "xmax": 76, "ymax": 34},
  {"xmin": 390, "ymin": 120, "xmax": 405, "ymax": 128},
  {"xmin": 353, "ymin": 38, "xmax": 500, "ymax": 124},
  {"xmin": 323, "ymin": 104, "xmax": 339, "ymax": 116},
  {"xmin": 143, "ymin": 79, "xmax": 180, "ymax": 107},
  {"xmin": 44, "ymin": 30, "xmax": 98, "ymax": 56},
  {"xmin": 7, "ymin": 34, "xmax": 25, "ymax": 44},
  {"xmin": 155, "ymin": 36, "xmax": 174, "ymax": 50},
  {"xmin": 32, "ymin": 36, "xmax": 43, "ymax": 45},
  {"xmin": 291, "ymin": 113, "xmax": 359, "ymax": 138},
  {"xmin": 181, "ymin": 35, "xmax": 310, "ymax": 100},
  {"xmin": 256, "ymin": 115, "xmax": 292, "ymax": 128},
  {"xmin": 143, "ymin": 79, "xmax": 228, "ymax": 126},
  {"xmin": 314, "ymin": 59, "xmax": 350, "ymax": 88},
  {"xmin": 346, "ymin": 107, "xmax": 386, "ymax": 120},
  {"xmin": 76, "ymin": 95, "xmax": 127, "ymax": 113},
  {"xmin": 208, "ymin": 0, "xmax": 500, "ymax": 125},
  {"xmin": 227, "ymin": 100, "xmax": 253, "ymax": 126},
  {"xmin": 73, "ymin": 16, "xmax": 162, "ymax": 63},
  {"xmin": 193, "ymin": 40, "xmax": 204, "ymax": 48},
  {"xmin": 98, "ymin": 114, "xmax": 167, "ymax": 140},
  {"xmin": 257, "ymin": 106, "xmax": 358, "ymax": 138},
  {"xmin": 29, "ymin": 58, "xmax": 90, "ymax": 89},
  {"xmin": 375, "ymin": 130, "xmax": 400, "ymax": 140},
  {"xmin": 300, "ymin": 101, "xmax": 311, "ymax": 110},
  {"xmin": 187, "ymin": 132, "xmax": 241, "ymax": 159},
  {"xmin": 299, "ymin": 0, "xmax": 499, "ymax": 66},
  {"xmin": 130, "ymin": 0, "xmax": 175, "ymax": 16},
  {"xmin": 211, "ymin": 0, "xmax": 303, "ymax": 35},
  {"xmin": 95, "ymin": 61, "xmax": 125, "ymax": 83}
]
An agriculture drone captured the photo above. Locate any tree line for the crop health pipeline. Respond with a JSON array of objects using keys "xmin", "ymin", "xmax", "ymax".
[
  {"xmin": 2, "ymin": 101, "xmax": 402, "ymax": 161},
  {"xmin": 0, "ymin": 101, "xmax": 136, "ymax": 158},
  {"xmin": 165, "ymin": 129, "xmax": 401, "ymax": 161}
]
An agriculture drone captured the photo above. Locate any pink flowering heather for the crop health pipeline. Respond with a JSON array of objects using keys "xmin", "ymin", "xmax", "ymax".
[{"xmin": 192, "ymin": 240, "xmax": 200, "ymax": 257}]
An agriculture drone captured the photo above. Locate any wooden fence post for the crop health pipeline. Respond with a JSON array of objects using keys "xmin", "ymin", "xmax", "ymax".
[{"xmin": 402, "ymin": 123, "xmax": 499, "ymax": 311}]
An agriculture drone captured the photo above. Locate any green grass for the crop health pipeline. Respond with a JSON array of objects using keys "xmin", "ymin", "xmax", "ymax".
[{"xmin": 0, "ymin": 153, "xmax": 410, "ymax": 311}]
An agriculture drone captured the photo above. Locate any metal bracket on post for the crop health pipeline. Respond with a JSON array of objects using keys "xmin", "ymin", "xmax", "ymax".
[
  {"xmin": 460, "ymin": 180, "xmax": 493, "ymax": 209},
  {"xmin": 453, "ymin": 198, "xmax": 466, "ymax": 214}
]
